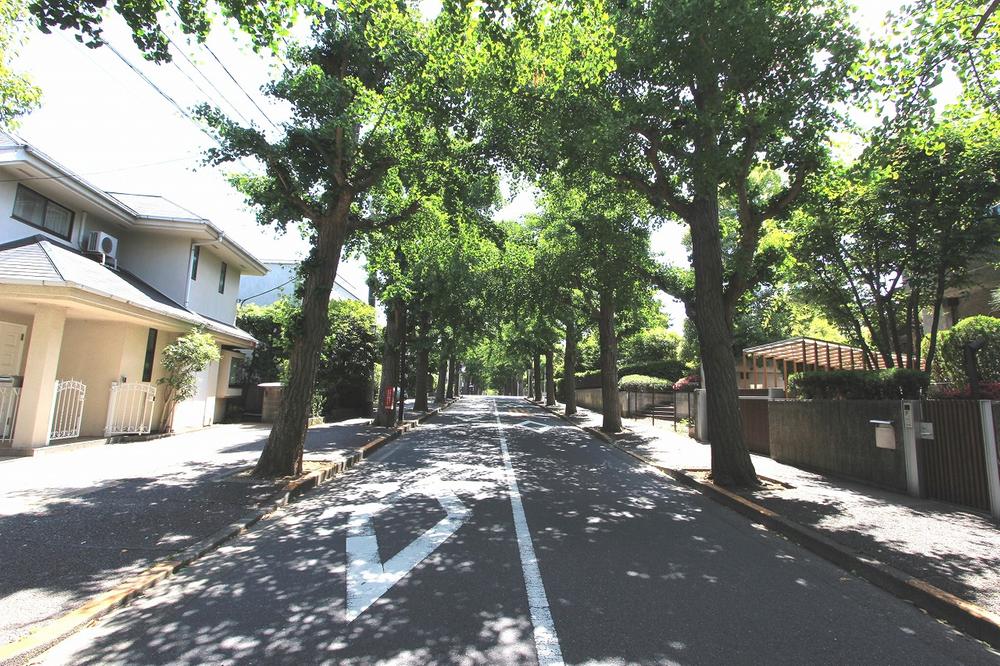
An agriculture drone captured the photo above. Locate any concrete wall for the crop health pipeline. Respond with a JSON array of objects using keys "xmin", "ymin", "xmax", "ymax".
[
  {"xmin": 577, "ymin": 388, "xmax": 693, "ymax": 420},
  {"xmin": 768, "ymin": 400, "xmax": 908, "ymax": 492}
]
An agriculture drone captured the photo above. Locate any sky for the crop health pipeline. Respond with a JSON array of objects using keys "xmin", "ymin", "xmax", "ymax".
[{"xmin": 11, "ymin": 0, "xmax": 918, "ymax": 325}]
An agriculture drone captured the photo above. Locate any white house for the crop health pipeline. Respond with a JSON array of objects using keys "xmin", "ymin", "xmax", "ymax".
[
  {"xmin": 0, "ymin": 131, "xmax": 267, "ymax": 454},
  {"xmin": 238, "ymin": 260, "xmax": 367, "ymax": 306}
]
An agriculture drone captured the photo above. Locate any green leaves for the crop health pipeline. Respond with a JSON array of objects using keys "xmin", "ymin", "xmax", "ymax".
[{"xmin": 0, "ymin": 0, "xmax": 41, "ymax": 128}]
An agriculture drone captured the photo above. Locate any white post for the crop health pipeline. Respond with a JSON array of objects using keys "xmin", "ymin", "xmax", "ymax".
[
  {"xmin": 978, "ymin": 400, "xmax": 1000, "ymax": 521},
  {"xmin": 901, "ymin": 401, "xmax": 923, "ymax": 498},
  {"xmin": 695, "ymin": 388, "xmax": 708, "ymax": 442},
  {"xmin": 12, "ymin": 306, "xmax": 66, "ymax": 449}
]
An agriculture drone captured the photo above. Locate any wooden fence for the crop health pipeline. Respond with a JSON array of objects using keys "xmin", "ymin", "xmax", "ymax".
[
  {"xmin": 920, "ymin": 400, "xmax": 990, "ymax": 511},
  {"xmin": 738, "ymin": 397, "xmax": 770, "ymax": 456}
]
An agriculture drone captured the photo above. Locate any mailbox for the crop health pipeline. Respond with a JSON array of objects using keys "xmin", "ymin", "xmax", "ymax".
[{"xmin": 870, "ymin": 419, "xmax": 896, "ymax": 449}]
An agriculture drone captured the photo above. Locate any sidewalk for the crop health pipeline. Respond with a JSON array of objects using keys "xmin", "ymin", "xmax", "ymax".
[
  {"xmin": 539, "ymin": 399, "xmax": 1000, "ymax": 619},
  {"xmin": 0, "ymin": 402, "xmax": 437, "ymax": 647}
]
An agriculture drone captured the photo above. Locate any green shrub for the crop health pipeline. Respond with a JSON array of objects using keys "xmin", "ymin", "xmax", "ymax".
[
  {"xmin": 933, "ymin": 315, "xmax": 1000, "ymax": 385},
  {"xmin": 618, "ymin": 374, "xmax": 673, "ymax": 392},
  {"xmin": 787, "ymin": 368, "xmax": 929, "ymax": 400},
  {"xmin": 619, "ymin": 359, "xmax": 691, "ymax": 382},
  {"xmin": 620, "ymin": 328, "xmax": 682, "ymax": 366},
  {"xmin": 571, "ymin": 360, "xmax": 692, "ymax": 390},
  {"xmin": 158, "ymin": 328, "xmax": 221, "ymax": 431}
]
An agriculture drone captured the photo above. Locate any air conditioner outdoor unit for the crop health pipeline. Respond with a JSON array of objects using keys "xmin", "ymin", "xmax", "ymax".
[{"xmin": 83, "ymin": 231, "xmax": 119, "ymax": 268}]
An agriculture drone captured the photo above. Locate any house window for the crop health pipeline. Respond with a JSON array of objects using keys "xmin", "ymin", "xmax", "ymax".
[
  {"xmin": 141, "ymin": 328, "xmax": 158, "ymax": 382},
  {"xmin": 228, "ymin": 355, "xmax": 247, "ymax": 388},
  {"xmin": 190, "ymin": 246, "xmax": 200, "ymax": 280},
  {"xmin": 218, "ymin": 262, "xmax": 227, "ymax": 294},
  {"xmin": 12, "ymin": 185, "xmax": 74, "ymax": 240}
]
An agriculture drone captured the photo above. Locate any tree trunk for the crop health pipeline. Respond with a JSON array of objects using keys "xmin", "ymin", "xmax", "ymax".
[
  {"xmin": 446, "ymin": 357, "xmax": 456, "ymax": 398},
  {"xmin": 396, "ymin": 305, "xmax": 408, "ymax": 424},
  {"xmin": 925, "ymin": 259, "xmax": 950, "ymax": 374},
  {"xmin": 435, "ymin": 352, "xmax": 447, "ymax": 403},
  {"xmin": 545, "ymin": 347, "xmax": 556, "ymax": 406},
  {"xmin": 253, "ymin": 212, "xmax": 346, "ymax": 477},
  {"xmin": 532, "ymin": 354, "xmax": 542, "ymax": 401},
  {"xmin": 563, "ymin": 319, "xmax": 577, "ymax": 415},
  {"xmin": 598, "ymin": 289, "xmax": 622, "ymax": 433},
  {"xmin": 414, "ymin": 310, "xmax": 430, "ymax": 412},
  {"xmin": 688, "ymin": 196, "xmax": 758, "ymax": 487},
  {"xmin": 375, "ymin": 298, "xmax": 404, "ymax": 427}
]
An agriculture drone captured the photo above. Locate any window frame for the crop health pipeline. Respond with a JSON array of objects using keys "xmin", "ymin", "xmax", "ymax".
[
  {"xmin": 141, "ymin": 328, "xmax": 158, "ymax": 383},
  {"xmin": 218, "ymin": 261, "xmax": 227, "ymax": 294},
  {"xmin": 11, "ymin": 184, "xmax": 75, "ymax": 241},
  {"xmin": 227, "ymin": 355, "xmax": 247, "ymax": 388}
]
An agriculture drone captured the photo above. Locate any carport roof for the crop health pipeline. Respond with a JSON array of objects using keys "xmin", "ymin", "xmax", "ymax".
[
  {"xmin": 0, "ymin": 235, "xmax": 255, "ymax": 345},
  {"xmin": 741, "ymin": 336, "xmax": 900, "ymax": 370}
]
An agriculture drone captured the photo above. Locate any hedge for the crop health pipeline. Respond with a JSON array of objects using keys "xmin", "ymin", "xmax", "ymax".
[
  {"xmin": 570, "ymin": 360, "xmax": 691, "ymax": 390},
  {"xmin": 933, "ymin": 315, "xmax": 1000, "ymax": 385},
  {"xmin": 618, "ymin": 374, "xmax": 673, "ymax": 392},
  {"xmin": 787, "ymin": 369, "xmax": 929, "ymax": 400}
]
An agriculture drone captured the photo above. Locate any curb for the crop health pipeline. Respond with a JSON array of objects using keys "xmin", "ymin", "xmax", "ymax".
[
  {"xmin": 0, "ymin": 399, "xmax": 458, "ymax": 665},
  {"xmin": 531, "ymin": 401, "xmax": 1000, "ymax": 651}
]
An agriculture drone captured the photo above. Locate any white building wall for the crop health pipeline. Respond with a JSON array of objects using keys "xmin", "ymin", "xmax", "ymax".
[
  {"xmin": 186, "ymin": 245, "xmax": 241, "ymax": 324},
  {"xmin": 114, "ymin": 230, "xmax": 191, "ymax": 306}
]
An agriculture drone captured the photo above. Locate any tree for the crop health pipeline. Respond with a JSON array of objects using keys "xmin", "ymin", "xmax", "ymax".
[
  {"xmin": 790, "ymin": 115, "xmax": 1000, "ymax": 372},
  {"xmin": 29, "ymin": 0, "xmax": 304, "ymax": 63},
  {"xmin": 202, "ymin": 5, "xmax": 433, "ymax": 477},
  {"xmin": 1, "ymin": 0, "xmax": 41, "ymax": 128},
  {"xmin": 454, "ymin": 0, "xmax": 857, "ymax": 485},
  {"xmin": 532, "ymin": 176, "xmax": 656, "ymax": 432},
  {"xmin": 872, "ymin": 0, "xmax": 1000, "ymax": 123},
  {"xmin": 158, "ymin": 328, "xmax": 220, "ymax": 432}
]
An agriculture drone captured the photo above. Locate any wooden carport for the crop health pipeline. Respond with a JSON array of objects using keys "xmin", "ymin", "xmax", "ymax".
[{"xmin": 738, "ymin": 337, "xmax": 892, "ymax": 391}]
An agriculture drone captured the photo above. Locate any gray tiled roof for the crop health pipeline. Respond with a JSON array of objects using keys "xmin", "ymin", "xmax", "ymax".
[
  {"xmin": 106, "ymin": 192, "xmax": 204, "ymax": 221},
  {"xmin": 0, "ymin": 236, "xmax": 254, "ymax": 344}
]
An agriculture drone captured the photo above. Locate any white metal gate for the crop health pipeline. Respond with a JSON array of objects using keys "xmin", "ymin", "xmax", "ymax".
[
  {"xmin": 0, "ymin": 386, "xmax": 19, "ymax": 444},
  {"xmin": 50, "ymin": 379, "xmax": 86, "ymax": 441},
  {"xmin": 105, "ymin": 382, "xmax": 156, "ymax": 437}
]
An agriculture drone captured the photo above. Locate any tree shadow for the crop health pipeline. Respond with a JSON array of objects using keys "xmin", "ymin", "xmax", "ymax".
[
  {"xmin": 33, "ymin": 398, "xmax": 997, "ymax": 665},
  {"xmin": 0, "ymin": 418, "xmax": 410, "ymax": 645}
]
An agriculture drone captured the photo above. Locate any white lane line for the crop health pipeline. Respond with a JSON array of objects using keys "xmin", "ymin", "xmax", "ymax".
[{"xmin": 493, "ymin": 400, "xmax": 564, "ymax": 666}]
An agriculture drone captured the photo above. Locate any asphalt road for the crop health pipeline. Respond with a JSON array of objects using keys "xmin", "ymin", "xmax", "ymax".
[{"xmin": 34, "ymin": 397, "xmax": 1000, "ymax": 665}]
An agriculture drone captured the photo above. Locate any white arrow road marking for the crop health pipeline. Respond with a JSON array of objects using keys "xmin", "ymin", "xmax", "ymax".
[
  {"xmin": 495, "ymin": 402, "xmax": 564, "ymax": 666},
  {"xmin": 514, "ymin": 420, "xmax": 552, "ymax": 433},
  {"xmin": 345, "ymin": 484, "xmax": 469, "ymax": 622}
]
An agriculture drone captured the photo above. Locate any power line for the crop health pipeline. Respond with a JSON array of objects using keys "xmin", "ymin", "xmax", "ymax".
[
  {"xmin": 166, "ymin": 35, "xmax": 255, "ymax": 126},
  {"xmin": 202, "ymin": 42, "xmax": 279, "ymax": 129},
  {"xmin": 166, "ymin": 1, "xmax": 279, "ymax": 130},
  {"xmin": 104, "ymin": 41, "xmax": 223, "ymax": 148}
]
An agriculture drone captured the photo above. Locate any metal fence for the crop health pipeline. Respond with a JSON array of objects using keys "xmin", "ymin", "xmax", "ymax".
[
  {"xmin": 50, "ymin": 379, "xmax": 86, "ymax": 441},
  {"xmin": 105, "ymin": 382, "xmax": 156, "ymax": 437}
]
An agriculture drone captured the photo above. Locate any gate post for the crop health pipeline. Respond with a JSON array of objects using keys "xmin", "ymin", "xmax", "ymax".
[
  {"xmin": 978, "ymin": 400, "xmax": 1000, "ymax": 521},
  {"xmin": 695, "ymin": 389, "xmax": 708, "ymax": 442},
  {"xmin": 901, "ymin": 401, "xmax": 923, "ymax": 498}
]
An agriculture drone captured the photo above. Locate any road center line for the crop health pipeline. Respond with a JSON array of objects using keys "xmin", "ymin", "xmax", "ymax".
[{"xmin": 492, "ymin": 400, "xmax": 564, "ymax": 666}]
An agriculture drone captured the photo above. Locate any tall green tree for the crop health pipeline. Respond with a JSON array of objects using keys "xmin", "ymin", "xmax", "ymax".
[
  {"xmin": 456, "ymin": 0, "xmax": 858, "ymax": 485},
  {"xmin": 790, "ymin": 115, "xmax": 1000, "ymax": 371},
  {"xmin": 202, "ymin": 4, "xmax": 433, "ymax": 476}
]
